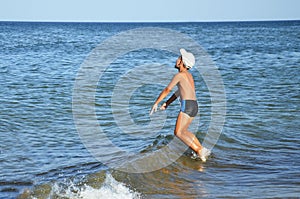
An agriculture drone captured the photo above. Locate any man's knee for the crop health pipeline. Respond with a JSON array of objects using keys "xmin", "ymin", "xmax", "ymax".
[{"xmin": 174, "ymin": 129, "xmax": 181, "ymax": 137}]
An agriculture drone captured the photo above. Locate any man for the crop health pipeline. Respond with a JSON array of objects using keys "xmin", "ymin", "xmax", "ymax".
[{"xmin": 150, "ymin": 49, "xmax": 210, "ymax": 162}]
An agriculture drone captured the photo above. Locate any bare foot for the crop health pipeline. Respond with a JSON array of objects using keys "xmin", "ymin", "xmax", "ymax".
[{"xmin": 197, "ymin": 147, "xmax": 211, "ymax": 162}]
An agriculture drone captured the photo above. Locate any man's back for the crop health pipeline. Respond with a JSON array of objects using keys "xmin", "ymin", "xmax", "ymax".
[{"xmin": 170, "ymin": 72, "xmax": 196, "ymax": 100}]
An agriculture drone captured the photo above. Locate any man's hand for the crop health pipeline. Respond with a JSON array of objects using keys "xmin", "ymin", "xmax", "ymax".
[
  {"xmin": 160, "ymin": 103, "xmax": 167, "ymax": 110},
  {"xmin": 150, "ymin": 104, "xmax": 158, "ymax": 115}
]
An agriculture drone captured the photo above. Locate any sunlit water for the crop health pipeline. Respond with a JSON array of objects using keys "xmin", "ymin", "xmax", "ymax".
[{"xmin": 0, "ymin": 21, "xmax": 299, "ymax": 198}]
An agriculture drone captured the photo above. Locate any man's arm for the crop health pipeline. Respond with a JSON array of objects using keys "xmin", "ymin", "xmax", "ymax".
[
  {"xmin": 150, "ymin": 74, "xmax": 180, "ymax": 115},
  {"xmin": 150, "ymin": 87, "xmax": 171, "ymax": 115},
  {"xmin": 160, "ymin": 90, "xmax": 179, "ymax": 110}
]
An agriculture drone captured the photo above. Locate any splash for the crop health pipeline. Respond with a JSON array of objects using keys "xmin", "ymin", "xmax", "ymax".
[
  {"xmin": 78, "ymin": 173, "xmax": 140, "ymax": 199},
  {"xmin": 19, "ymin": 172, "xmax": 141, "ymax": 199}
]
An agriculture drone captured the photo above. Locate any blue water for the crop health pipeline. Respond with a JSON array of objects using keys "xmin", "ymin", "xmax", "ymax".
[{"xmin": 0, "ymin": 21, "xmax": 300, "ymax": 199}]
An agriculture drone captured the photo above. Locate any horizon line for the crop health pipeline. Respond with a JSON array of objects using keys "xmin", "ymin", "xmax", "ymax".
[{"xmin": 0, "ymin": 19, "xmax": 299, "ymax": 23}]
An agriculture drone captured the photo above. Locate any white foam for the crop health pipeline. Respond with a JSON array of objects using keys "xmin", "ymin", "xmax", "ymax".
[
  {"xmin": 44, "ymin": 172, "xmax": 141, "ymax": 199},
  {"xmin": 79, "ymin": 173, "xmax": 140, "ymax": 199}
]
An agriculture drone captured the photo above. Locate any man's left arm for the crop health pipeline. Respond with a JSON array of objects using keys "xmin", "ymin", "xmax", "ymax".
[
  {"xmin": 160, "ymin": 90, "xmax": 179, "ymax": 110},
  {"xmin": 150, "ymin": 74, "xmax": 180, "ymax": 115}
]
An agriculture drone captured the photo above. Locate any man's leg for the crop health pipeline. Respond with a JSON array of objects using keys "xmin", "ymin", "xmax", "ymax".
[{"xmin": 174, "ymin": 112, "xmax": 203, "ymax": 155}]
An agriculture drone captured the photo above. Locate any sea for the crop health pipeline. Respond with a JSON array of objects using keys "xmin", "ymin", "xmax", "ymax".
[{"xmin": 0, "ymin": 21, "xmax": 299, "ymax": 199}]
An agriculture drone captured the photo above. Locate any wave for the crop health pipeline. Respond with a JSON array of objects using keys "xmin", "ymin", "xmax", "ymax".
[
  {"xmin": 17, "ymin": 131, "xmax": 256, "ymax": 199},
  {"xmin": 18, "ymin": 172, "xmax": 141, "ymax": 199},
  {"xmin": 17, "ymin": 134, "xmax": 205, "ymax": 199}
]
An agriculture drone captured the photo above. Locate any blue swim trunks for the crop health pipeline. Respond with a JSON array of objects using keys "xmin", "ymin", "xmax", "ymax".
[{"xmin": 180, "ymin": 100, "xmax": 198, "ymax": 117}]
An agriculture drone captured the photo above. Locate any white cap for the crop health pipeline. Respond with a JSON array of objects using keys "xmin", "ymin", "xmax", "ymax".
[{"xmin": 180, "ymin": 48, "xmax": 195, "ymax": 68}]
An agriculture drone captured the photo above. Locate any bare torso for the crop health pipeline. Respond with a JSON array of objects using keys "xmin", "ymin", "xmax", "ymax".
[{"xmin": 168, "ymin": 71, "xmax": 196, "ymax": 100}]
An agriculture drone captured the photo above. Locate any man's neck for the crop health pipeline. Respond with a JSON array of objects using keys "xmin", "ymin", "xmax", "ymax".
[{"xmin": 179, "ymin": 68, "xmax": 188, "ymax": 73}]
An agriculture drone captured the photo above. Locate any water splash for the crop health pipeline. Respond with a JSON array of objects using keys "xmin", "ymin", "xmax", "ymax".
[{"xmin": 18, "ymin": 172, "xmax": 140, "ymax": 199}]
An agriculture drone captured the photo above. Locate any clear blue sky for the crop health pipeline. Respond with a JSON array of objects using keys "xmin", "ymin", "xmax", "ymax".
[{"xmin": 1, "ymin": 0, "xmax": 299, "ymax": 22}]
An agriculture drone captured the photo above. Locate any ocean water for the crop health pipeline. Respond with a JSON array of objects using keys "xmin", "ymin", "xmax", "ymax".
[{"xmin": 0, "ymin": 21, "xmax": 299, "ymax": 199}]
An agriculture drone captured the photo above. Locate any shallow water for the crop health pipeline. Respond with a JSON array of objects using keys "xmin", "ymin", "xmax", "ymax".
[{"xmin": 0, "ymin": 21, "xmax": 300, "ymax": 198}]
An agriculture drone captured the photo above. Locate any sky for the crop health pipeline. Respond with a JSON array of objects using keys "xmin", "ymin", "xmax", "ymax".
[{"xmin": 0, "ymin": 0, "xmax": 300, "ymax": 22}]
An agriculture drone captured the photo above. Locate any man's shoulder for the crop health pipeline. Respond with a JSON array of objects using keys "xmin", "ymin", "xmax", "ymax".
[{"xmin": 173, "ymin": 72, "xmax": 184, "ymax": 79}]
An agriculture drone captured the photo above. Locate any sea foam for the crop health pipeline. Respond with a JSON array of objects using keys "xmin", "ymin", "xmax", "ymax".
[{"xmin": 27, "ymin": 173, "xmax": 140, "ymax": 199}]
